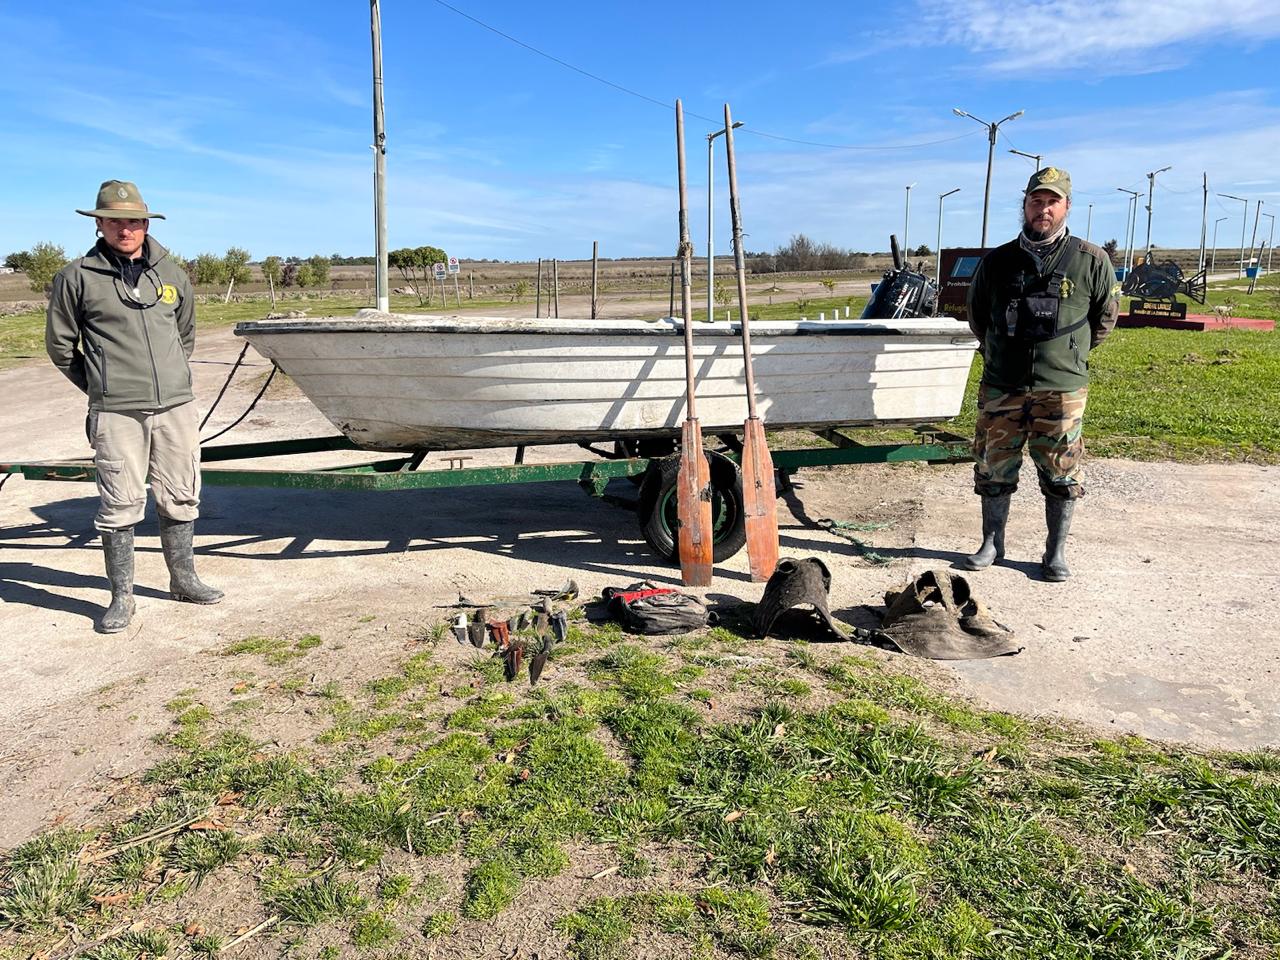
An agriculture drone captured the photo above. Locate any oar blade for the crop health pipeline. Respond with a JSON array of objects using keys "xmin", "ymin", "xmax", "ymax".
[
  {"xmin": 740, "ymin": 417, "xmax": 779, "ymax": 582},
  {"xmin": 678, "ymin": 419, "xmax": 714, "ymax": 586}
]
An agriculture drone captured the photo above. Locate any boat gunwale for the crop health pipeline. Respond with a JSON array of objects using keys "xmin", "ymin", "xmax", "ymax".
[{"xmin": 234, "ymin": 312, "xmax": 976, "ymax": 341}]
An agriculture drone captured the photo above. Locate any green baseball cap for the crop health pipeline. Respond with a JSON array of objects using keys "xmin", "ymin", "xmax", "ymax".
[
  {"xmin": 76, "ymin": 180, "xmax": 166, "ymax": 220},
  {"xmin": 1025, "ymin": 166, "xmax": 1071, "ymax": 199}
]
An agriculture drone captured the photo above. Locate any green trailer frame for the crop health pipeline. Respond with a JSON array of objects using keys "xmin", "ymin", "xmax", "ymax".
[{"xmin": 2, "ymin": 428, "xmax": 970, "ymax": 561}]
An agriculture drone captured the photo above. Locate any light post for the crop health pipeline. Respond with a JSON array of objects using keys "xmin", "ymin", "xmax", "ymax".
[
  {"xmin": 1008, "ymin": 148, "xmax": 1042, "ymax": 171},
  {"xmin": 1248, "ymin": 200, "xmax": 1265, "ymax": 274},
  {"xmin": 1143, "ymin": 165, "xmax": 1172, "ymax": 253},
  {"xmin": 1086, "ymin": 203, "xmax": 1093, "ymax": 242},
  {"xmin": 706, "ymin": 120, "xmax": 743, "ymax": 322},
  {"xmin": 904, "ymin": 183, "xmax": 916, "ymax": 257},
  {"xmin": 1264, "ymin": 213, "xmax": 1276, "ymax": 274},
  {"xmin": 370, "ymin": 0, "xmax": 388, "ymax": 313},
  {"xmin": 1118, "ymin": 188, "xmax": 1140, "ymax": 273},
  {"xmin": 953, "ymin": 107, "xmax": 1024, "ymax": 247},
  {"xmin": 1211, "ymin": 216, "xmax": 1228, "ymax": 274},
  {"xmin": 1219, "ymin": 193, "xmax": 1248, "ymax": 278},
  {"xmin": 936, "ymin": 187, "xmax": 960, "ymax": 282}
]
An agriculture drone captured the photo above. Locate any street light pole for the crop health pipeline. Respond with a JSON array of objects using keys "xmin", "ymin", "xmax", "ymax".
[
  {"xmin": 706, "ymin": 121, "xmax": 743, "ymax": 323},
  {"xmin": 1086, "ymin": 203, "xmax": 1093, "ymax": 242},
  {"xmin": 370, "ymin": 0, "xmax": 388, "ymax": 313},
  {"xmin": 1143, "ymin": 165, "xmax": 1172, "ymax": 253},
  {"xmin": 1211, "ymin": 216, "xmax": 1228, "ymax": 274},
  {"xmin": 1248, "ymin": 200, "xmax": 1265, "ymax": 273},
  {"xmin": 1219, "ymin": 194, "xmax": 1248, "ymax": 278},
  {"xmin": 954, "ymin": 107, "xmax": 1024, "ymax": 248},
  {"xmin": 1264, "ymin": 213, "xmax": 1276, "ymax": 274},
  {"xmin": 904, "ymin": 183, "xmax": 916, "ymax": 256},
  {"xmin": 1008, "ymin": 148, "xmax": 1042, "ymax": 171},
  {"xmin": 936, "ymin": 187, "xmax": 960, "ymax": 282},
  {"xmin": 1118, "ymin": 188, "xmax": 1140, "ymax": 273}
]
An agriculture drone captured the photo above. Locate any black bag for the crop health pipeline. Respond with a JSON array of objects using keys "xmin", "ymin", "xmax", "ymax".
[{"xmin": 602, "ymin": 581, "xmax": 710, "ymax": 635}]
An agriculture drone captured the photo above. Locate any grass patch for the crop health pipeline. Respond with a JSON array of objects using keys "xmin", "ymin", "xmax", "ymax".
[{"xmin": 221, "ymin": 634, "xmax": 322, "ymax": 665}]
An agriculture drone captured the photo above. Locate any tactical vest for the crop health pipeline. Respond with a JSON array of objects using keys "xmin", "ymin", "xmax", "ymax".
[{"xmin": 1001, "ymin": 236, "xmax": 1088, "ymax": 342}]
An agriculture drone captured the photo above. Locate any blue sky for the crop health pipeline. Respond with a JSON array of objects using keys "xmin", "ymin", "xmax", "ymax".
[{"xmin": 2, "ymin": 0, "xmax": 1279, "ymax": 263}]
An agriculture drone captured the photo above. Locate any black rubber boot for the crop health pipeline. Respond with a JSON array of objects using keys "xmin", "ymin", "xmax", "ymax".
[
  {"xmin": 957, "ymin": 494, "xmax": 1012, "ymax": 570},
  {"xmin": 1041, "ymin": 497, "xmax": 1076, "ymax": 582},
  {"xmin": 159, "ymin": 517, "xmax": 224, "ymax": 604},
  {"xmin": 98, "ymin": 528, "xmax": 136, "ymax": 634}
]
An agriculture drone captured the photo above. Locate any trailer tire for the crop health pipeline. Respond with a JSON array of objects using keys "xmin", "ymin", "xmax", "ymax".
[{"xmin": 638, "ymin": 451, "xmax": 747, "ymax": 563}]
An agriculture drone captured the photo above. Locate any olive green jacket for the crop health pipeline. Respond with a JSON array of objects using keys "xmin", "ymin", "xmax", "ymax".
[
  {"xmin": 46, "ymin": 237, "xmax": 196, "ymax": 411},
  {"xmin": 966, "ymin": 232, "xmax": 1119, "ymax": 392}
]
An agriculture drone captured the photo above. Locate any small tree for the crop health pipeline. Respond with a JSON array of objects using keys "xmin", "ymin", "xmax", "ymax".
[
  {"xmin": 1102, "ymin": 239, "xmax": 1120, "ymax": 265},
  {"xmin": 5, "ymin": 251, "xmax": 33, "ymax": 272},
  {"xmin": 295, "ymin": 263, "xmax": 316, "ymax": 289},
  {"xmin": 223, "ymin": 247, "xmax": 252, "ymax": 286},
  {"xmin": 307, "ymin": 255, "xmax": 330, "ymax": 288},
  {"xmin": 510, "ymin": 279, "xmax": 530, "ymax": 303},
  {"xmin": 192, "ymin": 253, "xmax": 226, "ymax": 286},
  {"xmin": 819, "ymin": 278, "xmax": 837, "ymax": 295},
  {"xmin": 913, "ymin": 244, "xmax": 932, "ymax": 257},
  {"xmin": 262, "ymin": 256, "xmax": 283, "ymax": 288},
  {"xmin": 26, "ymin": 242, "xmax": 68, "ymax": 293},
  {"xmin": 390, "ymin": 248, "xmax": 429, "ymax": 305}
]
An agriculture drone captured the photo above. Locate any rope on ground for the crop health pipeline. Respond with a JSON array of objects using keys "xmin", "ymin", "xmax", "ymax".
[
  {"xmin": 199, "ymin": 341, "xmax": 252, "ymax": 430},
  {"xmin": 816, "ymin": 517, "xmax": 892, "ymax": 565},
  {"xmin": 199, "ymin": 363, "xmax": 278, "ymax": 446}
]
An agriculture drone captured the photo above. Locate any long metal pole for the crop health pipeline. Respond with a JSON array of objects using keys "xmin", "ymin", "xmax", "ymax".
[
  {"xmin": 1086, "ymin": 203, "xmax": 1093, "ymax": 243},
  {"xmin": 591, "ymin": 241, "xmax": 598, "ymax": 319},
  {"xmin": 904, "ymin": 183, "xmax": 914, "ymax": 255},
  {"xmin": 552, "ymin": 258, "xmax": 559, "ymax": 318},
  {"xmin": 707, "ymin": 134, "xmax": 715, "ymax": 324},
  {"xmin": 1220, "ymin": 194, "xmax": 1247, "ymax": 278},
  {"xmin": 1143, "ymin": 166, "xmax": 1172, "ymax": 254},
  {"xmin": 535, "ymin": 258, "xmax": 542, "ymax": 317},
  {"xmin": 1212, "ymin": 217, "xmax": 1226, "ymax": 274},
  {"xmin": 1198, "ymin": 173, "xmax": 1208, "ymax": 271},
  {"xmin": 936, "ymin": 187, "xmax": 959, "ymax": 282},
  {"xmin": 1248, "ymin": 200, "xmax": 1264, "ymax": 273},
  {"xmin": 1266, "ymin": 214, "xmax": 1276, "ymax": 273},
  {"xmin": 370, "ymin": 0, "xmax": 388, "ymax": 312},
  {"xmin": 981, "ymin": 124, "xmax": 996, "ymax": 247}
]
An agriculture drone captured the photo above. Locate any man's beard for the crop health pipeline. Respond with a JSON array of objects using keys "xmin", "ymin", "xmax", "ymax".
[{"xmin": 1023, "ymin": 219, "xmax": 1054, "ymax": 242}]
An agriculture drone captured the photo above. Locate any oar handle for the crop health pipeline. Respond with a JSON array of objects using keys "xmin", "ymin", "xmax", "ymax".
[{"xmin": 676, "ymin": 99, "xmax": 698, "ymax": 421}]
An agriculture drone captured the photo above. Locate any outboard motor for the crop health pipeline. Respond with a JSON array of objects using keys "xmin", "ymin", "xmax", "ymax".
[{"xmin": 861, "ymin": 234, "xmax": 938, "ymax": 320}]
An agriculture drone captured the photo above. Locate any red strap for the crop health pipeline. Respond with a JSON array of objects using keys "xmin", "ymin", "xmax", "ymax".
[{"xmin": 613, "ymin": 587, "xmax": 676, "ymax": 605}]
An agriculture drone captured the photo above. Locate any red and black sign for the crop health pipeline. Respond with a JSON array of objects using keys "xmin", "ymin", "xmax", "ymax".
[{"xmin": 936, "ymin": 248, "xmax": 989, "ymax": 324}]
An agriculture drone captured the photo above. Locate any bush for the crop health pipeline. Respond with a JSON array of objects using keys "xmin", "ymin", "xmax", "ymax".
[
  {"xmin": 23, "ymin": 242, "xmax": 68, "ymax": 293},
  {"xmin": 191, "ymin": 253, "xmax": 226, "ymax": 286}
]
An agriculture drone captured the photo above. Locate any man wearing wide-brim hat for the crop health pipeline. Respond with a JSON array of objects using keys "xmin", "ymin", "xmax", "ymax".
[
  {"xmin": 958, "ymin": 167, "xmax": 1120, "ymax": 582},
  {"xmin": 46, "ymin": 180, "xmax": 223, "ymax": 633}
]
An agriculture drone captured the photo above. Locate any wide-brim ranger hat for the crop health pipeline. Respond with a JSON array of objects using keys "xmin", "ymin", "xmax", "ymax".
[
  {"xmin": 1025, "ymin": 166, "xmax": 1071, "ymax": 200},
  {"xmin": 76, "ymin": 180, "xmax": 166, "ymax": 220}
]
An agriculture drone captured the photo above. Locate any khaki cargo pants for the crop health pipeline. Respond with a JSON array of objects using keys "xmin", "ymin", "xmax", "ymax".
[
  {"xmin": 972, "ymin": 385, "xmax": 1088, "ymax": 501},
  {"xmin": 89, "ymin": 400, "xmax": 201, "ymax": 531}
]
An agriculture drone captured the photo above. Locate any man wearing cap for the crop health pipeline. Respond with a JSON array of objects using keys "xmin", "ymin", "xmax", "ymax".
[
  {"xmin": 46, "ymin": 180, "xmax": 223, "ymax": 633},
  {"xmin": 958, "ymin": 167, "xmax": 1119, "ymax": 581}
]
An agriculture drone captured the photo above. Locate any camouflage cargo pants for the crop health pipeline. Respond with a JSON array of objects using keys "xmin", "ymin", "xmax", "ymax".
[{"xmin": 972, "ymin": 385, "xmax": 1088, "ymax": 500}]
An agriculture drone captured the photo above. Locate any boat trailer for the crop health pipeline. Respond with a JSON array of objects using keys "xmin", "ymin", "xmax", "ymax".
[{"xmin": 2, "ymin": 428, "xmax": 971, "ymax": 564}]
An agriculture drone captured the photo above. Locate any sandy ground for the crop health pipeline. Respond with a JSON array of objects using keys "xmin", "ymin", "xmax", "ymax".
[{"xmin": 1, "ymin": 323, "xmax": 1277, "ymax": 850}]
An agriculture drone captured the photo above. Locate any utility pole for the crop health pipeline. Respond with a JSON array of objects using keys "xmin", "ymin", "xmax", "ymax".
[
  {"xmin": 1198, "ymin": 173, "xmax": 1208, "ymax": 271},
  {"xmin": 1211, "ymin": 217, "xmax": 1228, "ymax": 274},
  {"xmin": 1086, "ymin": 203, "xmax": 1093, "ymax": 242},
  {"xmin": 1008, "ymin": 148, "xmax": 1042, "ymax": 171},
  {"xmin": 1118, "ymin": 188, "xmax": 1140, "ymax": 273},
  {"xmin": 535, "ymin": 258, "xmax": 542, "ymax": 317},
  {"xmin": 1143, "ymin": 165, "xmax": 1172, "ymax": 253},
  {"xmin": 591, "ymin": 241, "xmax": 599, "ymax": 320},
  {"xmin": 1219, "ymin": 194, "xmax": 1248, "ymax": 278},
  {"xmin": 1248, "ymin": 200, "xmax": 1264, "ymax": 275},
  {"xmin": 707, "ymin": 121, "xmax": 743, "ymax": 326},
  {"xmin": 904, "ymin": 183, "xmax": 916, "ymax": 257},
  {"xmin": 936, "ymin": 187, "xmax": 960, "ymax": 282},
  {"xmin": 953, "ymin": 107, "xmax": 1024, "ymax": 247},
  {"xmin": 370, "ymin": 0, "xmax": 389, "ymax": 312},
  {"xmin": 1264, "ymin": 213, "xmax": 1276, "ymax": 274}
]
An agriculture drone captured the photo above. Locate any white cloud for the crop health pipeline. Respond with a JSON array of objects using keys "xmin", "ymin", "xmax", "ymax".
[{"xmin": 921, "ymin": 0, "xmax": 1280, "ymax": 73}]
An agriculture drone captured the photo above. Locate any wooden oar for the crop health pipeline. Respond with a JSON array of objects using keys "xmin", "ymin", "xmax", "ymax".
[
  {"xmin": 674, "ymin": 99, "xmax": 713, "ymax": 586},
  {"xmin": 722, "ymin": 102, "xmax": 779, "ymax": 582}
]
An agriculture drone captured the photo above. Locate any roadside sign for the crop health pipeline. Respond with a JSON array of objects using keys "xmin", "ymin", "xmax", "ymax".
[
  {"xmin": 433, "ymin": 262, "xmax": 446, "ymax": 280},
  {"xmin": 447, "ymin": 256, "xmax": 460, "ymax": 274}
]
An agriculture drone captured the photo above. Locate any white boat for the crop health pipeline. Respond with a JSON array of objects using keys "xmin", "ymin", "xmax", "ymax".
[{"xmin": 234, "ymin": 311, "xmax": 977, "ymax": 452}]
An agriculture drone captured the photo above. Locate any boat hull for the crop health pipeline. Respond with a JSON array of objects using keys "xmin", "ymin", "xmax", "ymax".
[{"xmin": 234, "ymin": 313, "xmax": 978, "ymax": 452}]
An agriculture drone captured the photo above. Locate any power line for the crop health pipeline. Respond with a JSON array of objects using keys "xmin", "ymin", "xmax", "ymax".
[{"xmin": 429, "ymin": 0, "xmax": 984, "ymax": 152}]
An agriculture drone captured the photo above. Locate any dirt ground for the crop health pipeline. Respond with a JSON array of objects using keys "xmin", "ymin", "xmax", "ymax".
[{"xmin": 1, "ymin": 323, "xmax": 1278, "ymax": 851}]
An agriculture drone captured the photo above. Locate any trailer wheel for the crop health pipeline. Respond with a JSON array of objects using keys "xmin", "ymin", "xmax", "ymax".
[{"xmin": 638, "ymin": 451, "xmax": 747, "ymax": 563}]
